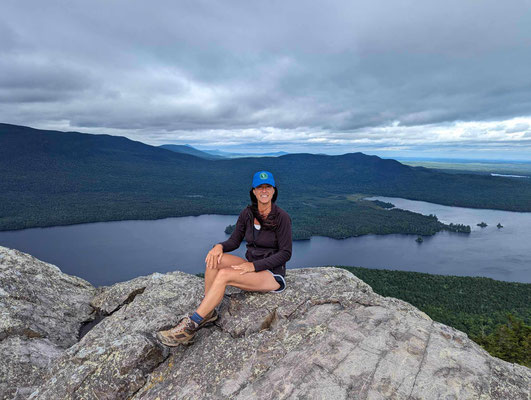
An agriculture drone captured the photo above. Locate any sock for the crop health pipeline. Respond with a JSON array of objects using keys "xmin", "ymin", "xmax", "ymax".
[{"xmin": 190, "ymin": 311, "xmax": 204, "ymax": 325}]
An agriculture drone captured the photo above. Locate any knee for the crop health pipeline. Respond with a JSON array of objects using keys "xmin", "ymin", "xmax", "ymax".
[{"xmin": 214, "ymin": 268, "xmax": 232, "ymax": 284}]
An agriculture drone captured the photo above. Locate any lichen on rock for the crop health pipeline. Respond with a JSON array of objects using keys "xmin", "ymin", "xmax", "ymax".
[
  {"xmin": 0, "ymin": 246, "xmax": 96, "ymax": 399},
  {"xmin": 1, "ymin": 246, "xmax": 529, "ymax": 400}
]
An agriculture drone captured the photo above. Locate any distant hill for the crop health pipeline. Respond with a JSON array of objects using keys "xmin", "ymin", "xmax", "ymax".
[
  {"xmin": 159, "ymin": 144, "xmax": 289, "ymax": 159},
  {"xmin": 159, "ymin": 144, "xmax": 225, "ymax": 160},
  {"xmin": 396, "ymin": 158, "xmax": 531, "ymax": 177},
  {"xmin": 0, "ymin": 123, "xmax": 201, "ymax": 164},
  {"xmin": 202, "ymin": 149, "xmax": 290, "ymax": 158},
  {"xmin": 1, "ymin": 123, "xmax": 531, "ymax": 232}
]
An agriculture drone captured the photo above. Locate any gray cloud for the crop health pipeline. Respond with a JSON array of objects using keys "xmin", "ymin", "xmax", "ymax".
[
  {"xmin": 506, "ymin": 123, "xmax": 530, "ymax": 133},
  {"xmin": 1, "ymin": 0, "xmax": 530, "ymax": 157}
]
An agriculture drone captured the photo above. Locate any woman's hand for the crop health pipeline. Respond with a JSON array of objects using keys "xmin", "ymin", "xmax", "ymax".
[
  {"xmin": 205, "ymin": 244, "xmax": 224, "ymax": 269},
  {"xmin": 231, "ymin": 262, "xmax": 256, "ymax": 275}
]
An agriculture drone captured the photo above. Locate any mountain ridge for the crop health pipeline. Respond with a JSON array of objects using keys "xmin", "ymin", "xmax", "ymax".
[
  {"xmin": 2, "ymin": 123, "xmax": 531, "ymax": 233},
  {"xmin": 159, "ymin": 144, "xmax": 225, "ymax": 160}
]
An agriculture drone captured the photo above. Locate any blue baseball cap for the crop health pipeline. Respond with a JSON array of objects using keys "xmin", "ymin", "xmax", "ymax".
[{"xmin": 252, "ymin": 171, "xmax": 276, "ymax": 188}]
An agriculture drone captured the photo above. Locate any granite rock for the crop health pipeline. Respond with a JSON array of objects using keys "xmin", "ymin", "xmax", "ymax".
[
  {"xmin": 1, "ymin": 247, "xmax": 529, "ymax": 399},
  {"xmin": 0, "ymin": 246, "xmax": 96, "ymax": 399},
  {"xmin": 132, "ymin": 268, "xmax": 531, "ymax": 400}
]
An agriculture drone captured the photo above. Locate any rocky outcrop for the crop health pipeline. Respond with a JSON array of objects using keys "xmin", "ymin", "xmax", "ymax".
[
  {"xmin": 0, "ymin": 247, "xmax": 96, "ymax": 399},
  {"xmin": 1, "ymin": 247, "xmax": 529, "ymax": 399}
]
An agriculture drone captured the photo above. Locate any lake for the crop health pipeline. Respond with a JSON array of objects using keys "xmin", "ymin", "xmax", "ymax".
[{"xmin": 0, "ymin": 197, "xmax": 530, "ymax": 286}]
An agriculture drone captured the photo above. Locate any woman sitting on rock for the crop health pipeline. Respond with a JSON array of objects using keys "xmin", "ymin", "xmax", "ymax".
[{"xmin": 157, "ymin": 170, "xmax": 292, "ymax": 346}]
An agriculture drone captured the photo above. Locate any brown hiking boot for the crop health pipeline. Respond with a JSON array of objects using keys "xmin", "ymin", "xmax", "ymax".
[
  {"xmin": 197, "ymin": 308, "xmax": 219, "ymax": 329},
  {"xmin": 156, "ymin": 316, "xmax": 199, "ymax": 347}
]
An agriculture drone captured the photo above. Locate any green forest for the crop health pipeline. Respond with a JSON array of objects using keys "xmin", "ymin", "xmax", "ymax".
[
  {"xmin": 225, "ymin": 197, "xmax": 470, "ymax": 240},
  {"xmin": 1, "ymin": 124, "xmax": 531, "ymax": 237},
  {"xmin": 338, "ymin": 266, "xmax": 530, "ymax": 367}
]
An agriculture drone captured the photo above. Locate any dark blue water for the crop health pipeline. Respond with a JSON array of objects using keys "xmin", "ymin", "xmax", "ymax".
[{"xmin": 0, "ymin": 197, "xmax": 529, "ymax": 286}]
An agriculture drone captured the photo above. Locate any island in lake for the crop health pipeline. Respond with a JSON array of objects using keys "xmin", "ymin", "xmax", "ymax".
[{"xmin": 3, "ymin": 123, "xmax": 531, "ymax": 241}]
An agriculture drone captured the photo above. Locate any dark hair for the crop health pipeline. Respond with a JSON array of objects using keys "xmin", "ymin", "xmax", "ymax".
[{"xmin": 248, "ymin": 186, "xmax": 279, "ymax": 231}]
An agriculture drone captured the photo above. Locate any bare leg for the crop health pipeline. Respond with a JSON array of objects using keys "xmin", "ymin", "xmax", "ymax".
[
  {"xmin": 198, "ymin": 273, "xmax": 229, "ymax": 316},
  {"xmin": 204, "ymin": 254, "xmax": 246, "ymax": 296},
  {"xmin": 196, "ymin": 268, "xmax": 280, "ymax": 318}
]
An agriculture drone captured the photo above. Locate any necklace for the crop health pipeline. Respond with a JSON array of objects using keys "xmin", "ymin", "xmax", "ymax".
[{"xmin": 258, "ymin": 206, "xmax": 271, "ymax": 218}]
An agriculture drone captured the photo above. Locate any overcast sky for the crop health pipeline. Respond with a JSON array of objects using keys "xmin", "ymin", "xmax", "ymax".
[{"xmin": 2, "ymin": 0, "xmax": 531, "ymax": 159}]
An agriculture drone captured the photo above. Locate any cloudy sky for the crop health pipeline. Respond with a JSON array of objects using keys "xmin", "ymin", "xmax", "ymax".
[{"xmin": 2, "ymin": 1, "xmax": 531, "ymax": 159}]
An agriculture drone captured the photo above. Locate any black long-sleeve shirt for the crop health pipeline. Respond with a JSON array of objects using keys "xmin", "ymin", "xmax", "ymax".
[{"xmin": 218, "ymin": 203, "xmax": 292, "ymax": 277}]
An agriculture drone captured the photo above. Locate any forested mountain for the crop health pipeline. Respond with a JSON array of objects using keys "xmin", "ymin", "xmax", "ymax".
[
  {"xmin": 159, "ymin": 144, "xmax": 225, "ymax": 160},
  {"xmin": 2, "ymin": 123, "xmax": 531, "ymax": 232},
  {"xmin": 202, "ymin": 149, "xmax": 290, "ymax": 158}
]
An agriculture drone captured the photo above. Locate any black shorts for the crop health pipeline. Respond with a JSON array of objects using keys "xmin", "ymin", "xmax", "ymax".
[{"xmin": 266, "ymin": 270, "xmax": 286, "ymax": 293}]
